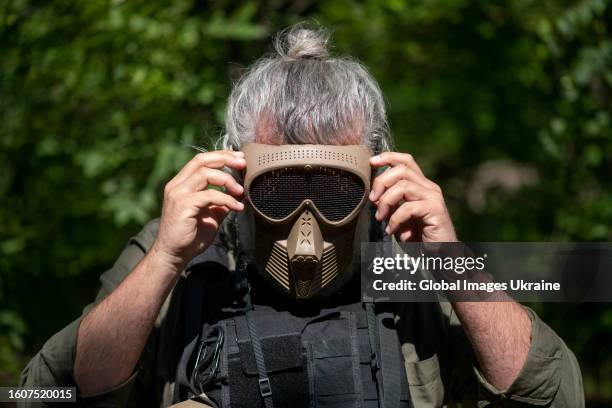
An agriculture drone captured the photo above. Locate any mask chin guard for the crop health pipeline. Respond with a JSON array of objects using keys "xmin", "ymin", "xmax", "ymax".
[{"xmin": 286, "ymin": 208, "xmax": 323, "ymax": 298}]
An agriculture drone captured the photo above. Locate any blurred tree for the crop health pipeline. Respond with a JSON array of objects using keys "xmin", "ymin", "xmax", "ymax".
[{"xmin": 1, "ymin": 0, "xmax": 610, "ymax": 403}]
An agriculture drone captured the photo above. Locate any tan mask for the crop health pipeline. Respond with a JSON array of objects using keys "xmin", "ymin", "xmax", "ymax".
[{"xmin": 241, "ymin": 143, "xmax": 372, "ymax": 299}]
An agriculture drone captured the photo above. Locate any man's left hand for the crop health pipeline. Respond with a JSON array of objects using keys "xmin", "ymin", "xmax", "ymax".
[{"xmin": 369, "ymin": 152, "xmax": 457, "ymax": 243}]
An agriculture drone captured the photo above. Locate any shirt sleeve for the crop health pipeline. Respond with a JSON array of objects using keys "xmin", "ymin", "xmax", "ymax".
[
  {"xmin": 471, "ymin": 306, "xmax": 585, "ymax": 407},
  {"xmin": 18, "ymin": 219, "xmax": 160, "ymax": 408}
]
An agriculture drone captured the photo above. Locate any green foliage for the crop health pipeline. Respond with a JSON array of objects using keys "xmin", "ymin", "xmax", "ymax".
[
  {"xmin": 1, "ymin": 0, "xmax": 611, "ymax": 403},
  {"xmin": 0, "ymin": 311, "xmax": 25, "ymax": 384}
]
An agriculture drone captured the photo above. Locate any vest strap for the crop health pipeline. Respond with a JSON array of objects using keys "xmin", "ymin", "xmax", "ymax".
[
  {"xmin": 243, "ymin": 312, "xmax": 275, "ymax": 408},
  {"xmin": 237, "ymin": 256, "xmax": 275, "ymax": 407},
  {"xmin": 379, "ymin": 311, "xmax": 401, "ymax": 408},
  {"xmin": 366, "ymin": 303, "xmax": 403, "ymax": 408}
]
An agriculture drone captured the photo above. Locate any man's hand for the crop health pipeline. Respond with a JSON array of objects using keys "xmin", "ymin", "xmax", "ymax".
[
  {"xmin": 152, "ymin": 150, "xmax": 246, "ymax": 270},
  {"xmin": 369, "ymin": 152, "xmax": 457, "ymax": 242},
  {"xmin": 75, "ymin": 150, "xmax": 246, "ymax": 396},
  {"xmin": 370, "ymin": 151, "xmax": 531, "ymax": 391}
]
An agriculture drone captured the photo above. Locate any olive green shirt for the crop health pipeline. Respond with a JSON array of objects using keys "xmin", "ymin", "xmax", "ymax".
[{"xmin": 20, "ymin": 219, "xmax": 584, "ymax": 407}]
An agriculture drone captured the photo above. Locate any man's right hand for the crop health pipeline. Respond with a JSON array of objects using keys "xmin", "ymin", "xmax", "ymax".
[
  {"xmin": 75, "ymin": 150, "xmax": 246, "ymax": 396},
  {"xmin": 151, "ymin": 150, "xmax": 246, "ymax": 271}
]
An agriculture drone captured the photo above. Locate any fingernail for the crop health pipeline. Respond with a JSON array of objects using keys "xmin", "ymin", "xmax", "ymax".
[
  {"xmin": 236, "ymin": 202, "xmax": 244, "ymax": 210},
  {"xmin": 385, "ymin": 225, "xmax": 391, "ymax": 234},
  {"xmin": 375, "ymin": 210, "xmax": 380, "ymax": 220},
  {"xmin": 233, "ymin": 151, "xmax": 245, "ymax": 156},
  {"xmin": 236, "ymin": 184, "xmax": 244, "ymax": 192}
]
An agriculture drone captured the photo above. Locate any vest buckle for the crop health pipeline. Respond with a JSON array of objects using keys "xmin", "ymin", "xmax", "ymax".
[
  {"xmin": 370, "ymin": 352, "xmax": 380, "ymax": 374},
  {"xmin": 258, "ymin": 377, "xmax": 272, "ymax": 397}
]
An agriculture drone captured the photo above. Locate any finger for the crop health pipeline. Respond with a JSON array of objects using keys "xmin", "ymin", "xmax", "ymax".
[
  {"xmin": 375, "ymin": 180, "xmax": 434, "ymax": 221},
  {"xmin": 187, "ymin": 189, "xmax": 245, "ymax": 213},
  {"xmin": 370, "ymin": 164, "xmax": 437, "ymax": 202},
  {"xmin": 180, "ymin": 167, "xmax": 244, "ymax": 196},
  {"xmin": 203, "ymin": 204, "xmax": 232, "ymax": 225},
  {"xmin": 171, "ymin": 151, "xmax": 246, "ymax": 187},
  {"xmin": 387, "ymin": 201, "xmax": 429, "ymax": 235},
  {"xmin": 370, "ymin": 152, "xmax": 424, "ymax": 176},
  {"xmin": 399, "ymin": 229, "xmax": 414, "ymax": 242},
  {"xmin": 396, "ymin": 219, "xmax": 422, "ymax": 242}
]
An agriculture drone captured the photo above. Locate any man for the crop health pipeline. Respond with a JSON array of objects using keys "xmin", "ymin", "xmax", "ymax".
[{"xmin": 21, "ymin": 25, "xmax": 583, "ymax": 407}]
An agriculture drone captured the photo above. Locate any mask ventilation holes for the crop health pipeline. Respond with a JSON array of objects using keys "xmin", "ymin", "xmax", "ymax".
[
  {"xmin": 257, "ymin": 150, "xmax": 357, "ymax": 165},
  {"xmin": 320, "ymin": 245, "xmax": 338, "ymax": 287},
  {"xmin": 265, "ymin": 242, "xmax": 291, "ymax": 291}
]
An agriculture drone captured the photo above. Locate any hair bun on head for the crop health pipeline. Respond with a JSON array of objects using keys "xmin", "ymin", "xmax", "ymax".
[{"xmin": 276, "ymin": 24, "xmax": 330, "ymax": 60}]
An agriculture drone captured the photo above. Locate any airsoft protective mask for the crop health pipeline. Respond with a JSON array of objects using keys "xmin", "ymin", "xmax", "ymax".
[{"xmin": 241, "ymin": 143, "xmax": 372, "ymax": 300}]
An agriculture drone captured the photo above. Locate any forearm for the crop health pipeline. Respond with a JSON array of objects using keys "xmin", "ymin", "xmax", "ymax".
[
  {"xmin": 453, "ymin": 301, "xmax": 532, "ymax": 391},
  {"xmin": 74, "ymin": 247, "xmax": 180, "ymax": 396}
]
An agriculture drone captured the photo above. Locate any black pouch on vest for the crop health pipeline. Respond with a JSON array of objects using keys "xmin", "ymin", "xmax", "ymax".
[
  {"xmin": 228, "ymin": 329, "xmax": 309, "ymax": 408},
  {"xmin": 302, "ymin": 311, "xmax": 364, "ymax": 408}
]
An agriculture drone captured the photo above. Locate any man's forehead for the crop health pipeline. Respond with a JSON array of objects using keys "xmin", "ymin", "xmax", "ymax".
[
  {"xmin": 253, "ymin": 116, "xmax": 365, "ymax": 146},
  {"xmin": 254, "ymin": 134, "xmax": 365, "ymax": 146}
]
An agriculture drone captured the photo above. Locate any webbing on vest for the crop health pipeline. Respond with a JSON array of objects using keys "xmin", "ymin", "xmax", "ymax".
[
  {"xmin": 244, "ymin": 312, "xmax": 274, "ymax": 408},
  {"xmin": 238, "ymin": 255, "xmax": 275, "ymax": 408},
  {"xmin": 366, "ymin": 302, "xmax": 402, "ymax": 408}
]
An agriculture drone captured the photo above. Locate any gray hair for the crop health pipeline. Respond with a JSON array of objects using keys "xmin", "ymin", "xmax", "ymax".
[{"xmin": 218, "ymin": 24, "xmax": 392, "ymax": 154}]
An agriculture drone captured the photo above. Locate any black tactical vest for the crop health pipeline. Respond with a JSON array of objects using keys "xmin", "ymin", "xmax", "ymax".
[{"xmin": 174, "ymin": 214, "xmax": 410, "ymax": 408}]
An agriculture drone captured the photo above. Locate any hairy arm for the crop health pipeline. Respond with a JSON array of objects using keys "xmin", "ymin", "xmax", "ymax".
[
  {"xmin": 74, "ymin": 150, "xmax": 246, "ymax": 396},
  {"xmin": 452, "ymin": 301, "xmax": 532, "ymax": 391},
  {"xmin": 74, "ymin": 248, "xmax": 179, "ymax": 395},
  {"xmin": 370, "ymin": 151, "xmax": 533, "ymax": 391}
]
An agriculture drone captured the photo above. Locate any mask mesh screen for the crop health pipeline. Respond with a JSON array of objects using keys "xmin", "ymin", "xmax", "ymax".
[{"xmin": 249, "ymin": 167, "xmax": 365, "ymax": 222}]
